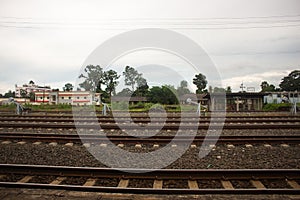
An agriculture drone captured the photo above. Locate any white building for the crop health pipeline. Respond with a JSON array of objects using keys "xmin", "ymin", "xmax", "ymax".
[
  {"xmin": 15, "ymin": 83, "xmax": 51, "ymax": 98},
  {"xmin": 264, "ymin": 92, "xmax": 300, "ymax": 104},
  {"xmin": 34, "ymin": 91, "xmax": 100, "ymax": 106}
]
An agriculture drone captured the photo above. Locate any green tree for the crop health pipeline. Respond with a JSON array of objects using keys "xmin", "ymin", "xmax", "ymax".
[
  {"xmin": 78, "ymin": 65, "xmax": 104, "ymax": 92},
  {"xmin": 4, "ymin": 90, "xmax": 15, "ymax": 98},
  {"xmin": 116, "ymin": 88, "xmax": 133, "ymax": 96},
  {"xmin": 29, "ymin": 80, "xmax": 35, "ymax": 85},
  {"xmin": 133, "ymin": 76, "xmax": 149, "ymax": 97},
  {"xmin": 20, "ymin": 89, "xmax": 28, "ymax": 98},
  {"xmin": 226, "ymin": 86, "xmax": 232, "ymax": 93},
  {"xmin": 29, "ymin": 92, "xmax": 35, "ymax": 102},
  {"xmin": 63, "ymin": 83, "xmax": 74, "ymax": 91},
  {"xmin": 193, "ymin": 73, "xmax": 207, "ymax": 94},
  {"xmin": 208, "ymin": 85, "xmax": 213, "ymax": 93},
  {"xmin": 147, "ymin": 85, "xmax": 178, "ymax": 104},
  {"xmin": 177, "ymin": 80, "xmax": 191, "ymax": 96},
  {"xmin": 279, "ymin": 70, "xmax": 300, "ymax": 92},
  {"xmin": 260, "ymin": 81, "xmax": 276, "ymax": 92},
  {"xmin": 123, "ymin": 66, "xmax": 141, "ymax": 91},
  {"xmin": 213, "ymin": 87, "xmax": 226, "ymax": 93},
  {"xmin": 103, "ymin": 69, "xmax": 120, "ymax": 99}
]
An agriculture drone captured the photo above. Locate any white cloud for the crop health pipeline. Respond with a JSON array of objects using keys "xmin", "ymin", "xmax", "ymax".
[
  {"xmin": 0, "ymin": 0, "xmax": 300, "ymax": 94},
  {"xmin": 222, "ymin": 69, "xmax": 291, "ymax": 92}
]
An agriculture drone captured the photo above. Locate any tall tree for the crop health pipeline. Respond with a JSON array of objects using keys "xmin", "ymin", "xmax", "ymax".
[
  {"xmin": 116, "ymin": 88, "xmax": 133, "ymax": 96},
  {"xmin": 78, "ymin": 65, "xmax": 104, "ymax": 92},
  {"xmin": 193, "ymin": 73, "xmax": 207, "ymax": 94},
  {"xmin": 29, "ymin": 80, "xmax": 35, "ymax": 85},
  {"xmin": 226, "ymin": 86, "xmax": 232, "ymax": 93},
  {"xmin": 103, "ymin": 70, "xmax": 120, "ymax": 99},
  {"xmin": 177, "ymin": 80, "xmax": 191, "ymax": 96},
  {"xmin": 63, "ymin": 83, "xmax": 74, "ymax": 91},
  {"xmin": 260, "ymin": 81, "xmax": 275, "ymax": 92},
  {"xmin": 123, "ymin": 66, "xmax": 141, "ymax": 91},
  {"xmin": 133, "ymin": 76, "xmax": 149, "ymax": 96},
  {"xmin": 213, "ymin": 87, "xmax": 226, "ymax": 93},
  {"xmin": 147, "ymin": 85, "xmax": 178, "ymax": 104},
  {"xmin": 4, "ymin": 90, "xmax": 15, "ymax": 98},
  {"xmin": 279, "ymin": 70, "xmax": 300, "ymax": 92}
]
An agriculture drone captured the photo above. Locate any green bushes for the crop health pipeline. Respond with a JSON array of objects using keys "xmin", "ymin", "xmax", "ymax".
[
  {"xmin": 263, "ymin": 103, "xmax": 291, "ymax": 111},
  {"xmin": 111, "ymin": 101, "xmax": 128, "ymax": 111},
  {"xmin": 0, "ymin": 103, "xmax": 73, "ymax": 111}
]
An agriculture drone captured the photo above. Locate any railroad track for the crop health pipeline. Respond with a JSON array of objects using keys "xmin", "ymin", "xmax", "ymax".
[
  {"xmin": 1, "ymin": 132, "xmax": 300, "ymax": 145},
  {"xmin": 0, "ymin": 122, "xmax": 299, "ymax": 130},
  {"xmin": 0, "ymin": 164, "xmax": 299, "ymax": 194},
  {"xmin": 1, "ymin": 116, "xmax": 300, "ymax": 123},
  {"xmin": 0, "ymin": 113, "xmax": 299, "ymax": 119}
]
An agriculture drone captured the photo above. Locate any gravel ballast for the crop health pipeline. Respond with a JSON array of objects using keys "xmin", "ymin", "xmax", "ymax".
[{"xmin": 0, "ymin": 142, "xmax": 299, "ymax": 169}]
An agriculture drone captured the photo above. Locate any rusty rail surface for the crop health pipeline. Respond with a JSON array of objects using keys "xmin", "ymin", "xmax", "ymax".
[
  {"xmin": 1, "ymin": 133, "xmax": 300, "ymax": 144},
  {"xmin": 0, "ymin": 164, "xmax": 299, "ymax": 194}
]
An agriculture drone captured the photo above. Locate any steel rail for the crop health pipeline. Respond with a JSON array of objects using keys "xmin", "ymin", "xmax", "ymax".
[
  {"xmin": 0, "ymin": 114, "xmax": 299, "ymax": 119},
  {"xmin": 0, "ymin": 122, "xmax": 299, "ymax": 130},
  {"xmin": 0, "ymin": 164, "xmax": 299, "ymax": 194},
  {"xmin": 0, "ymin": 117, "xmax": 300, "ymax": 123},
  {"xmin": 1, "ymin": 133, "xmax": 300, "ymax": 144}
]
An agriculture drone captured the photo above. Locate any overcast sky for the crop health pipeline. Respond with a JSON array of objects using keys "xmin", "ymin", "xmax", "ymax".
[{"xmin": 0, "ymin": 0, "xmax": 300, "ymax": 94}]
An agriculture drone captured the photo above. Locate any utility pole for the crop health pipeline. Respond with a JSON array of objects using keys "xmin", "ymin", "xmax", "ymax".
[
  {"xmin": 43, "ymin": 85, "xmax": 45, "ymax": 104},
  {"xmin": 240, "ymin": 82, "xmax": 246, "ymax": 92}
]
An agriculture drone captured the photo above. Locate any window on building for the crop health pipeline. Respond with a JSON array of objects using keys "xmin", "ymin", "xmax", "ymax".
[
  {"xmin": 84, "ymin": 96, "xmax": 87, "ymax": 99},
  {"xmin": 290, "ymin": 93, "xmax": 294, "ymax": 97},
  {"xmin": 40, "ymin": 97, "xmax": 43, "ymax": 100},
  {"xmin": 61, "ymin": 97, "xmax": 64, "ymax": 99},
  {"xmin": 277, "ymin": 94, "xmax": 281, "ymax": 98},
  {"xmin": 47, "ymin": 97, "xmax": 49, "ymax": 99},
  {"xmin": 69, "ymin": 97, "xmax": 71, "ymax": 99},
  {"xmin": 294, "ymin": 93, "xmax": 298, "ymax": 98},
  {"xmin": 77, "ymin": 97, "xmax": 80, "ymax": 99}
]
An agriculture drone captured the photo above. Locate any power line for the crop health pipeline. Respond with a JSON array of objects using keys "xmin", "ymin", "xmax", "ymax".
[
  {"xmin": 211, "ymin": 50, "xmax": 300, "ymax": 56},
  {"xmin": 1, "ymin": 19, "xmax": 300, "ymax": 26},
  {"xmin": 1, "ymin": 14, "xmax": 300, "ymax": 30},
  {"xmin": 1, "ymin": 23, "xmax": 300, "ymax": 30},
  {"xmin": 1, "ymin": 14, "xmax": 300, "ymax": 21}
]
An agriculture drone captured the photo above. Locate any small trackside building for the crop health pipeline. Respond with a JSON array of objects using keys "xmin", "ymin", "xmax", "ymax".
[{"xmin": 204, "ymin": 92, "xmax": 265, "ymax": 111}]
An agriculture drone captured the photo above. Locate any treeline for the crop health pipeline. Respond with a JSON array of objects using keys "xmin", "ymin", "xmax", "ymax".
[
  {"xmin": 77, "ymin": 65, "xmax": 214, "ymax": 104},
  {"xmin": 259, "ymin": 70, "xmax": 300, "ymax": 92}
]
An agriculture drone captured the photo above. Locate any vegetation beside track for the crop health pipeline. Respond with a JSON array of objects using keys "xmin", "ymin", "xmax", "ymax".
[
  {"xmin": 0, "ymin": 102, "xmax": 200, "ymax": 112},
  {"xmin": 1, "ymin": 102, "xmax": 299, "ymax": 112},
  {"xmin": 263, "ymin": 103, "xmax": 300, "ymax": 111}
]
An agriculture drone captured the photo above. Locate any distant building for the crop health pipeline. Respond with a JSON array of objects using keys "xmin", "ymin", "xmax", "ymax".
[
  {"xmin": 15, "ymin": 83, "xmax": 51, "ymax": 98},
  {"xmin": 111, "ymin": 96, "xmax": 147, "ymax": 105},
  {"xmin": 180, "ymin": 93, "xmax": 264, "ymax": 111},
  {"xmin": 34, "ymin": 91, "xmax": 100, "ymax": 106},
  {"xmin": 34, "ymin": 92, "xmax": 50, "ymax": 103},
  {"xmin": 264, "ymin": 92, "xmax": 300, "ymax": 104},
  {"xmin": 179, "ymin": 93, "xmax": 208, "ymax": 105}
]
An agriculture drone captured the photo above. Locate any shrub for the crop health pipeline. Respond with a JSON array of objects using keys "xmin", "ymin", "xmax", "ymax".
[{"xmin": 263, "ymin": 103, "xmax": 291, "ymax": 111}]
